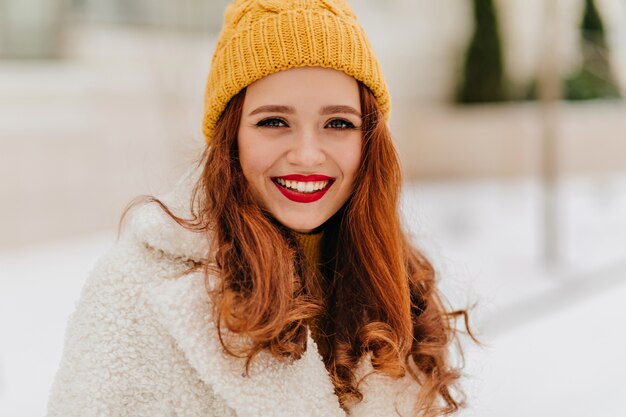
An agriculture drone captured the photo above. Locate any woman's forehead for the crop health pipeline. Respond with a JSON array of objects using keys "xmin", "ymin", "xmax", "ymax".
[{"xmin": 243, "ymin": 67, "xmax": 360, "ymax": 112}]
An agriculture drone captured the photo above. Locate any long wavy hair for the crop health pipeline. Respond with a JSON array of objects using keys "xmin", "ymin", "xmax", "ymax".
[{"xmin": 125, "ymin": 81, "xmax": 472, "ymax": 416}]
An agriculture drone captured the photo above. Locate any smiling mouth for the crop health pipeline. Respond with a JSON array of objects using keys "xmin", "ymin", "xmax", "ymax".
[
  {"xmin": 271, "ymin": 175, "xmax": 335, "ymax": 203},
  {"xmin": 272, "ymin": 177, "xmax": 333, "ymax": 194}
]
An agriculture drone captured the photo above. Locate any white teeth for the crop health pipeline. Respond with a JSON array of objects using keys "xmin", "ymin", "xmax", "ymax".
[{"xmin": 275, "ymin": 178, "xmax": 330, "ymax": 193}]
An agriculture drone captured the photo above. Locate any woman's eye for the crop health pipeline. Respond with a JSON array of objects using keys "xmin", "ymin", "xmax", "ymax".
[
  {"xmin": 326, "ymin": 119, "xmax": 356, "ymax": 129},
  {"xmin": 256, "ymin": 118, "xmax": 287, "ymax": 128}
]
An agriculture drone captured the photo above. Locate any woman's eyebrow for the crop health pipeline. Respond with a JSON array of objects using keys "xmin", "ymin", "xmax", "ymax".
[
  {"xmin": 248, "ymin": 105, "xmax": 295, "ymax": 116},
  {"xmin": 248, "ymin": 104, "xmax": 361, "ymax": 117},
  {"xmin": 320, "ymin": 105, "xmax": 361, "ymax": 117}
]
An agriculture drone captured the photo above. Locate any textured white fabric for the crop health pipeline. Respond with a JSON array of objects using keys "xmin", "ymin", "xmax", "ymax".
[{"xmin": 46, "ymin": 168, "xmax": 420, "ymax": 417}]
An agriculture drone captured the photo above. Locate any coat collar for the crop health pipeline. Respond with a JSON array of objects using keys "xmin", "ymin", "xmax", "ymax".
[
  {"xmin": 145, "ymin": 271, "xmax": 347, "ymax": 417},
  {"xmin": 125, "ymin": 164, "xmax": 211, "ymax": 263},
  {"xmin": 129, "ymin": 166, "xmax": 419, "ymax": 417}
]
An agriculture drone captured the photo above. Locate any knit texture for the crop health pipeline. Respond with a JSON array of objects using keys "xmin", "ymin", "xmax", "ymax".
[
  {"xmin": 293, "ymin": 229, "xmax": 324, "ymax": 268},
  {"xmin": 202, "ymin": 0, "xmax": 390, "ymax": 143}
]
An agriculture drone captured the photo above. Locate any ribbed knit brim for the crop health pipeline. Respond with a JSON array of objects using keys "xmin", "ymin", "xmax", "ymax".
[{"xmin": 202, "ymin": 0, "xmax": 390, "ymax": 143}]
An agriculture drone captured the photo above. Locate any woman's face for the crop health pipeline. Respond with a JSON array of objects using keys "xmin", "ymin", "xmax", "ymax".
[{"xmin": 238, "ymin": 67, "xmax": 362, "ymax": 232}]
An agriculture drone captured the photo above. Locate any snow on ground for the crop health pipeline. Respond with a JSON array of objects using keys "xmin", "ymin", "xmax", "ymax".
[
  {"xmin": 1, "ymin": 175, "xmax": 625, "ymax": 416},
  {"xmin": 403, "ymin": 174, "xmax": 626, "ymax": 416},
  {"xmin": 460, "ymin": 277, "xmax": 626, "ymax": 417},
  {"xmin": 0, "ymin": 232, "xmax": 116, "ymax": 417}
]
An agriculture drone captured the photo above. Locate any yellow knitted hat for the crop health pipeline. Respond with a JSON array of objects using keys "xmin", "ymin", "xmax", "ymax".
[{"xmin": 202, "ymin": 0, "xmax": 390, "ymax": 143}]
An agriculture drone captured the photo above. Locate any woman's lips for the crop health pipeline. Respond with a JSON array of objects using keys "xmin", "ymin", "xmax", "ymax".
[
  {"xmin": 277, "ymin": 174, "xmax": 333, "ymax": 182},
  {"xmin": 271, "ymin": 174, "xmax": 335, "ymax": 203}
]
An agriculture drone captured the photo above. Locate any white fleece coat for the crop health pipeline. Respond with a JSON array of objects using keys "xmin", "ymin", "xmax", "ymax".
[{"xmin": 46, "ymin": 169, "xmax": 421, "ymax": 417}]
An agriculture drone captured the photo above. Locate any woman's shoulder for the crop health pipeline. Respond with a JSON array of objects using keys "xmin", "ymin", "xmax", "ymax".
[
  {"xmin": 47, "ymin": 166, "xmax": 224, "ymax": 415},
  {"xmin": 68, "ymin": 164, "xmax": 216, "ymax": 326},
  {"xmin": 48, "ymin": 242, "xmax": 224, "ymax": 417}
]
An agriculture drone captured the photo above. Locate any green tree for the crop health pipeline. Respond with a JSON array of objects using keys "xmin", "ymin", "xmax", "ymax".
[
  {"xmin": 457, "ymin": 0, "xmax": 506, "ymax": 103},
  {"xmin": 564, "ymin": 0, "xmax": 621, "ymax": 100}
]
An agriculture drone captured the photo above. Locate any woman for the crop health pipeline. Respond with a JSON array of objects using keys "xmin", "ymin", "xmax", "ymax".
[{"xmin": 47, "ymin": 1, "xmax": 470, "ymax": 416}]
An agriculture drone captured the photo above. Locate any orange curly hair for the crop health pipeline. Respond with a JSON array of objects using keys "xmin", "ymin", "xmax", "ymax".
[{"xmin": 128, "ymin": 82, "xmax": 472, "ymax": 416}]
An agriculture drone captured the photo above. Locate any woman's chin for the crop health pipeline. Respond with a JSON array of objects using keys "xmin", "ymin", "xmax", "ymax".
[{"xmin": 275, "ymin": 216, "xmax": 325, "ymax": 233}]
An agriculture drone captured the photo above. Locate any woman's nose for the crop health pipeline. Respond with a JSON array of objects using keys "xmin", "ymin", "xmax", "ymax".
[{"xmin": 285, "ymin": 129, "xmax": 326, "ymax": 167}]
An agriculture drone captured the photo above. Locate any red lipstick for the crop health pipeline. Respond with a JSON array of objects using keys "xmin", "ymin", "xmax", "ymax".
[
  {"xmin": 272, "ymin": 174, "xmax": 334, "ymax": 203},
  {"xmin": 277, "ymin": 174, "xmax": 333, "ymax": 182}
]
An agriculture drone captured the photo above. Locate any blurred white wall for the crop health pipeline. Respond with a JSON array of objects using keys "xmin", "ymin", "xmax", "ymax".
[{"xmin": 0, "ymin": 26, "xmax": 212, "ymax": 248}]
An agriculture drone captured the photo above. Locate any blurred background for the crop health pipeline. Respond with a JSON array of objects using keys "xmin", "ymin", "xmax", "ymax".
[{"xmin": 1, "ymin": 0, "xmax": 625, "ymax": 415}]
